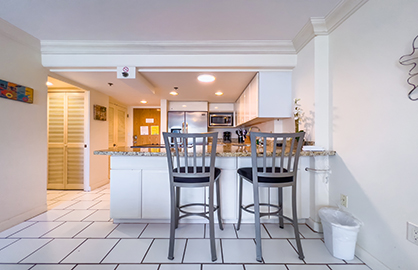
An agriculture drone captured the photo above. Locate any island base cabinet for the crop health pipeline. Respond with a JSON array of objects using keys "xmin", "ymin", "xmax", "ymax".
[
  {"xmin": 110, "ymin": 170, "xmax": 141, "ymax": 221},
  {"xmin": 141, "ymin": 170, "xmax": 170, "ymax": 219}
]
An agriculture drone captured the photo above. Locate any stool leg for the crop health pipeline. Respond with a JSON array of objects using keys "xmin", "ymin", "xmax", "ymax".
[
  {"xmin": 278, "ymin": 187, "xmax": 284, "ymax": 229},
  {"xmin": 253, "ymin": 182, "xmax": 263, "ymax": 262},
  {"xmin": 209, "ymin": 183, "xmax": 217, "ymax": 261},
  {"xmin": 237, "ymin": 176, "xmax": 243, "ymax": 230},
  {"xmin": 168, "ymin": 184, "xmax": 176, "ymax": 260},
  {"xmin": 292, "ymin": 185, "xmax": 304, "ymax": 260},
  {"xmin": 175, "ymin": 187, "xmax": 180, "ymax": 229},
  {"xmin": 216, "ymin": 179, "xmax": 224, "ymax": 230}
]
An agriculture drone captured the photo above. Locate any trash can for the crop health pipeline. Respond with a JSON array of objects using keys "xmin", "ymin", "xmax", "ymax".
[{"xmin": 318, "ymin": 207, "xmax": 362, "ymax": 260}]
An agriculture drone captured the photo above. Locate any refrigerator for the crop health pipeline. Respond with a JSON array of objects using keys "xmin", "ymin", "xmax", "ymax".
[{"xmin": 167, "ymin": 111, "xmax": 208, "ymax": 134}]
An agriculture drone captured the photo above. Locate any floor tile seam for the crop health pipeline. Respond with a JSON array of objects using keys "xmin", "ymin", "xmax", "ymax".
[
  {"xmin": 78, "ymin": 209, "xmax": 99, "ymax": 222},
  {"xmin": 72, "ymin": 221, "xmax": 95, "ymax": 238},
  {"xmin": 104, "ymin": 222, "xmax": 120, "ymax": 238},
  {"xmin": 16, "ymin": 238, "xmax": 54, "ymax": 264},
  {"xmin": 0, "ymin": 238, "xmax": 19, "ymax": 251},
  {"xmin": 137, "ymin": 223, "xmax": 149, "ymax": 238},
  {"xmin": 285, "ymin": 238, "xmax": 306, "ymax": 264},
  {"xmin": 58, "ymin": 238, "xmax": 88, "ymax": 264},
  {"xmin": 99, "ymin": 238, "xmax": 122, "ymax": 263},
  {"xmin": 141, "ymin": 238, "xmax": 156, "ymax": 264},
  {"xmin": 1, "ymin": 222, "xmax": 38, "ymax": 238},
  {"xmin": 85, "ymin": 200, "xmax": 105, "ymax": 210}
]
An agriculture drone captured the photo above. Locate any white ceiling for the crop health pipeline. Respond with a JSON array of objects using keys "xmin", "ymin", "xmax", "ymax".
[{"xmin": 0, "ymin": 0, "xmax": 342, "ymax": 106}]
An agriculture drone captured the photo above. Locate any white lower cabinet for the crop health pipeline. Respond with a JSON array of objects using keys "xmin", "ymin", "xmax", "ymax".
[
  {"xmin": 141, "ymin": 170, "xmax": 170, "ymax": 219},
  {"xmin": 109, "ymin": 155, "xmax": 311, "ymax": 223},
  {"xmin": 110, "ymin": 169, "xmax": 142, "ymax": 220}
]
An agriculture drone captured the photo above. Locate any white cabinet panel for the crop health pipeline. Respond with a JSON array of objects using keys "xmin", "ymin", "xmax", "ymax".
[
  {"xmin": 110, "ymin": 170, "xmax": 141, "ymax": 219},
  {"xmin": 141, "ymin": 170, "xmax": 170, "ymax": 219},
  {"xmin": 209, "ymin": 103, "xmax": 234, "ymax": 112},
  {"xmin": 168, "ymin": 101, "xmax": 208, "ymax": 111}
]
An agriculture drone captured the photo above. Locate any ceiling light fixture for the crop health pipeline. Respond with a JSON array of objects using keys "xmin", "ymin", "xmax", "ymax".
[
  {"xmin": 215, "ymin": 91, "xmax": 223, "ymax": 96},
  {"xmin": 170, "ymin": 86, "xmax": 179, "ymax": 96},
  {"xmin": 198, "ymin": 74, "xmax": 215, "ymax": 83},
  {"xmin": 140, "ymin": 100, "xmax": 147, "ymax": 104},
  {"xmin": 46, "ymin": 81, "xmax": 53, "ymax": 86}
]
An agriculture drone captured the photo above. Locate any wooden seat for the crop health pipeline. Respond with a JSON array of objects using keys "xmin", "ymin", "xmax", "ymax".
[
  {"xmin": 236, "ymin": 132, "xmax": 305, "ymax": 262},
  {"xmin": 163, "ymin": 132, "xmax": 223, "ymax": 262}
]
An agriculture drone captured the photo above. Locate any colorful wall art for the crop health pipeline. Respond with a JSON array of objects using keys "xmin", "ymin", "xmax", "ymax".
[{"xmin": 0, "ymin": 79, "xmax": 33, "ymax": 104}]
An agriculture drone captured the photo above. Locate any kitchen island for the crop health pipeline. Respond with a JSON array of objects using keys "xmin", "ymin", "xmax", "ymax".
[{"xmin": 94, "ymin": 143, "xmax": 335, "ymax": 230}]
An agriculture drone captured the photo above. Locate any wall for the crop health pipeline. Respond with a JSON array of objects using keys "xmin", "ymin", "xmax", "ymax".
[
  {"xmin": 0, "ymin": 19, "xmax": 48, "ymax": 230},
  {"xmin": 89, "ymin": 89, "xmax": 109, "ymax": 190},
  {"xmin": 329, "ymin": 0, "xmax": 418, "ymax": 268},
  {"xmin": 283, "ymin": 40, "xmax": 316, "ymax": 141}
]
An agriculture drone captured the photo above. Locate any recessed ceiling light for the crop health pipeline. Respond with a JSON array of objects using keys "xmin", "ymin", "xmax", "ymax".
[
  {"xmin": 170, "ymin": 91, "xmax": 178, "ymax": 96},
  {"xmin": 215, "ymin": 91, "xmax": 223, "ymax": 96},
  {"xmin": 46, "ymin": 81, "xmax": 53, "ymax": 86},
  {"xmin": 182, "ymin": 105, "xmax": 187, "ymax": 107},
  {"xmin": 140, "ymin": 100, "xmax": 147, "ymax": 104},
  {"xmin": 198, "ymin": 74, "xmax": 215, "ymax": 83}
]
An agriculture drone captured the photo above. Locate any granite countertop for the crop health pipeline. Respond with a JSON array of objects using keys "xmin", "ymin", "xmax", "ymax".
[{"xmin": 94, "ymin": 142, "xmax": 335, "ymax": 157}]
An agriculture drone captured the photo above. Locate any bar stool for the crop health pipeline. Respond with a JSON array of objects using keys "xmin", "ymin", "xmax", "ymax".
[
  {"xmin": 236, "ymin": 132, "xmax": 305, "ymax": 262},
  {"xmin": 163, "ymin": 132, "xmax": 223, "ymax": 262}
]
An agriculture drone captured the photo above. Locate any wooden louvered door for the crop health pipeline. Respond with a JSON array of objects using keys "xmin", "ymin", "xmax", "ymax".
[{"xmin": 48, "ymin": 92, "xmax": 86, "ymax": 190}]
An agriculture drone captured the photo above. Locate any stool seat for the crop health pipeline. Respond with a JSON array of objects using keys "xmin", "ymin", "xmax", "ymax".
[
  {"xmin": 174, "ymin": 167, "xmax": 221, "ymax": 183},
  {"xmin": 237, "ymin": 167, "xmax": 293, "ymax": 183}
]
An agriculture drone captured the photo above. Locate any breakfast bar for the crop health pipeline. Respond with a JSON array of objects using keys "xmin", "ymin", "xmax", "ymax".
[{"xmin": 94, "ymin": 143, "xmax": 335, "ymax": 230}]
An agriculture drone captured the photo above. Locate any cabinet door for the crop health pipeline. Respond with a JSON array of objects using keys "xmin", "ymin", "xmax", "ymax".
[
  {"xmin": 141, "ymin": 170, "xmax": 170, "ymax": 219},
  {"xmin": 249, "ymin": 73, "xmax": 259, "ymax": 120},
  {"xmin": 110, "ymin": 169, "xmax": 142, "ymax": 220}
]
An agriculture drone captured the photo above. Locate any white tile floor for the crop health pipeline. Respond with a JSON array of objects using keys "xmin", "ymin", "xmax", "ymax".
[{"xmin": 0, "ymin": 185, "xmax": 371, "ymax": 270}]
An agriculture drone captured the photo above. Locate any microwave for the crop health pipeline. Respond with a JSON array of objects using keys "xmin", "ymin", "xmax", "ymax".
[{"xmin": 209, "ymin": 113, "xmax": 234, "ymax": 127}]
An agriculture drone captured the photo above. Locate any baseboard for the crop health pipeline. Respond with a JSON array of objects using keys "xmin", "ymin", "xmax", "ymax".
[
  {"xmin": 0, "ymin": 205, "xmax": 47, "ymax": 232},
  {"xmin": 355, "ymin": 244, "xmax": 390, "ymax": 270},
  {"xmin": 89, "ymin": 179, "xmax": 110, "ymax": 191},
  {"xmin": 307, "ymin": 217, "xmax": 323, "ymax": 232}
]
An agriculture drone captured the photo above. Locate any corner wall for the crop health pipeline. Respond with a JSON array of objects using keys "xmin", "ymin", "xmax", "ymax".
[
  {"xmin": 329, "ymin": 0, "xmax": 418, "ymax": 268},
  {"xmin": 0, "ymin": 19, "xmax": 48, "ymax": 230}
]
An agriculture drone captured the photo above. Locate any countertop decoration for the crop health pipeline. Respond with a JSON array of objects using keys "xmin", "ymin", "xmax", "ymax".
[
  {"xmin": 294, "ymin": 98, "xmax": 303, "ymax": 133},
  {"xmin": 399, "ymin": 35, "xmax": 418, "ymax": 101}
]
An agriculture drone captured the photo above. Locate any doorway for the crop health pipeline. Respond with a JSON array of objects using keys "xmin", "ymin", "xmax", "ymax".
[
  {"xmin": 47, "ymin": 91, "xmax": 88, "ymax": 190},
  {"xmin": 133, "ymin": 108, "xmax": 161, "ymax": 146}
]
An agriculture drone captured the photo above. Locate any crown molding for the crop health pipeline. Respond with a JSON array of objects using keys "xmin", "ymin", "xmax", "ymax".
[
  {"xmin": 0, "ymin": 18, "xmax": 40, "ymax": 51},
  {"xmin": 41, "ymin": 40, "xmax": 296, "ymax": 55},
  {"xmin": 292, "ymin": 0, "xmax": 369, "ymax": 52}
]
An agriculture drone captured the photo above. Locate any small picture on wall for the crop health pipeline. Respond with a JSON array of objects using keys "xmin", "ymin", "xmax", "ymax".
[
  {"xmin": 0, "ymin": 79, "xmax": 34, "ymax": 104},
  {"xmin": 94, "ymin": 105, "xmax": 107, "ymax": 121}
]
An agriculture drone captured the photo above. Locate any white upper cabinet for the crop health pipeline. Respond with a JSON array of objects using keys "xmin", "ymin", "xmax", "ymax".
[
  {"xmin": 208, "ymin": 103, "xmax": 234, "ymax": 112},
  {"xmin": 168, "ymin": 101, "xmax": 208, "ymax": 111},
  {"xmin": 235, "ymin": 71, "xmax": 292, "ymax": 126}
]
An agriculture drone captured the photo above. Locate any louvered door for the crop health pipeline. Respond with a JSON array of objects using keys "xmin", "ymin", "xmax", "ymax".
[{"xmin": 48, "ymin": 92, "xmax": 86, "ymax": 190}]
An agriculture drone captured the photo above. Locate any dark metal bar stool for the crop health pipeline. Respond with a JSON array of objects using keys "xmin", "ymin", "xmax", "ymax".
[
  {"xmin": 236, "ymin": 132, "xmax": 305, "ymax": 262},
  {"xmin": 163, "ymin": 132, "xmax": 223, "ymax": 262}
]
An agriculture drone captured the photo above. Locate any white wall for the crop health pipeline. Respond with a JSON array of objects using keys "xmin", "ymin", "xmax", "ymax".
[
  {"xmin": 283, "ymin": 40, "xmax": 316, "ymax": 141},
  {"xmin": 329, "ymin": 0, "xmax": 418, "ymax": 268},
  {"xmin": 89, "ymin": 89, "xmax": 109, "ymax": 190},
  {"xmin": 0, "ymin": 19, "xmax": 48, "ymax": 230}
]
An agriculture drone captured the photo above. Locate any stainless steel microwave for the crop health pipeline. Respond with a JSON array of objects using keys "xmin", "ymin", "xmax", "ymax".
[{"xmin": 209, "ymin": 113, "xmax": 233, "ymax": 127}]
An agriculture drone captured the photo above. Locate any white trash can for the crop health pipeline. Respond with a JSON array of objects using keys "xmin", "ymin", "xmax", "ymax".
[{"xmin": 318, "ymin": 207, "xmax": 362, "ymax": 260}]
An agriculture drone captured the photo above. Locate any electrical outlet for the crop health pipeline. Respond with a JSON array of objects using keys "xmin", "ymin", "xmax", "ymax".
[
  {"xmin": 407, "ymin": 222, "xmax": 418, "ymax": 245},
  {"xmin": 340, "ymin": 194, "xmax": 348, "ymax": 208}
]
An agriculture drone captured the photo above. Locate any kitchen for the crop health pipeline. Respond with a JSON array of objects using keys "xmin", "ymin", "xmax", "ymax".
[{"xmin": 2, "ymin": 0, "xmax": 418, "ymax": 268}]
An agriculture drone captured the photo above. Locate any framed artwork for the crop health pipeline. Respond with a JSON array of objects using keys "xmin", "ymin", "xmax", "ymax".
[
  {"xmin": 0, "ymin": 79, "xmax": 33, "ymax": 104},
  {"xmin": 93, "ymin": 105, "xmax": 107, "ymax": 121}
]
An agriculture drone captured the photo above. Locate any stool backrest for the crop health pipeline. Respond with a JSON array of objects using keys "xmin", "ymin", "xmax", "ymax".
[
  {"xmin": 163, "ymin": 132, "xmax": 218, "ymax": 181},
  {"xmin": 250, "ymin": 132, "xmax": 305, "ymax": 181}
]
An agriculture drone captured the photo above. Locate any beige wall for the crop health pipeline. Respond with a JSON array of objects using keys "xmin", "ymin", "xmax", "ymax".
[
  {"xmin": 329, "ymin": 0, "xmax": 418, "ymax": 268},
  {"xmin": 0, "ymin": 19, "xmax": 48, "ymax": 231}
]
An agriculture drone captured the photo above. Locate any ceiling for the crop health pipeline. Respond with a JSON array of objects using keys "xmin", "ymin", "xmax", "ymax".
[{"xmin": 0, "ymin": 0, "xmax": 342, "ymax": 106}]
